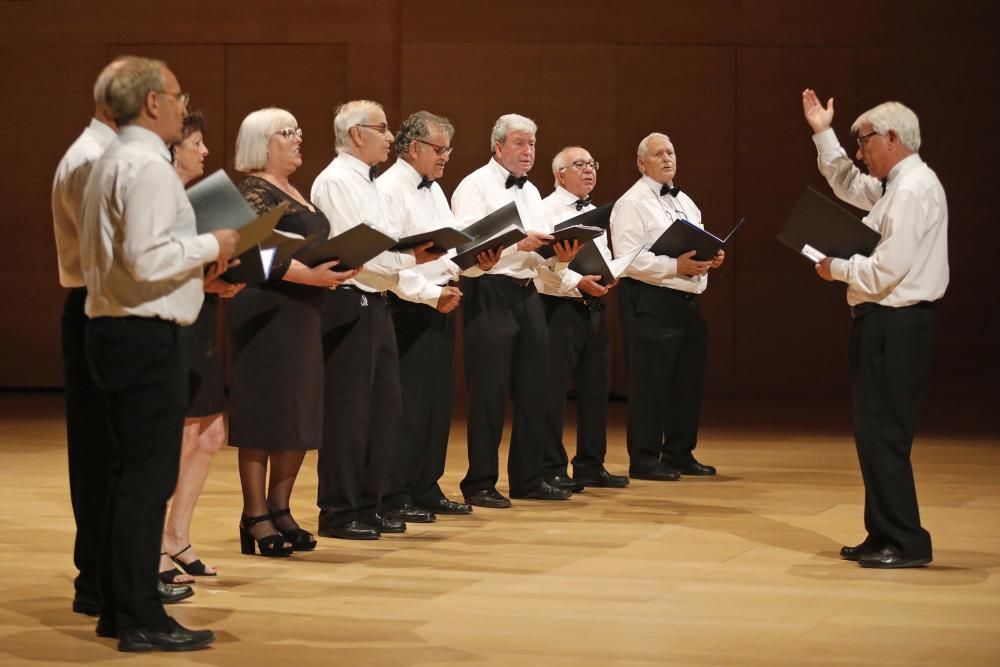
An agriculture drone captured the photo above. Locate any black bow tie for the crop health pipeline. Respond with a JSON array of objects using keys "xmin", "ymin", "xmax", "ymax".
[
  {"xmin": 660, "ymin": 184, "xmax": 680, "ymax": 197},
  {"xmin": 368, "ymin": 165, "xmax": 379, "ymax": 182},
  {"xmin": 417, "ymin": 176, "xmax": 434, "ymax": 190},
  {"xmin": 574, "ymin": 197, "xmax": 592, "ymax": 211},
  {"xmin": 881, "ymin": 178, "xmax": 888, "ymax": 195},
  {"xmin": 505, "ymin": 174, "xmax": 528, "ymax": 189}
]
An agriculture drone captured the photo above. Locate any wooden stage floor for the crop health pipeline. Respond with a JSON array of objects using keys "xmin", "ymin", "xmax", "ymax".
[{"xmin": 0, "ymin": 394, "xmax": 998, "ymax": 666}]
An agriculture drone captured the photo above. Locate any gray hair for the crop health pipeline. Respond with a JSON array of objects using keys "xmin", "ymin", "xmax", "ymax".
[
  {"xmin": 333, "ymin": 100, "xmax": 383, "ymax": 153},
  {"xmin": 93, "ymin": 57, "xmax": 130, "ymax": 107},
  {"xmin": 637, "ymin": 132, "xmax": 671, "ymax": 158},
  {"xmin": 490, "ymin": 113, "xmax": 537, "ymax": 152},
  {"xmin": 234, "ymin": 107, "xmax": 298, "ymax": 172},
  {"xmin": 851, "ymin": 101, "xmax": 921, "ymax": 152},
  {"xmin": 394, "ymin": 110, "xmax": 455, "ymax": 158},
  {"xmin": 105, "ymin": 57, "xmax": 166, "ymax": 127},
  {"xmin": 551, "ymin": 146, "xmax": 584, "ymax": 174}
]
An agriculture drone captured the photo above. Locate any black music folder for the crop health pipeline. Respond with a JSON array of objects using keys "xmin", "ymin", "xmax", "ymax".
[
  {"xmin": 452, "ymin": 202, "xmax": 527, "ymax": 270},
  {"xmin": 778, "ymin": 187, "xmax": 881, "ymax": 261},
  {"xmin": 534, "ymin": 203, "xmax": 612, "ymax": 260},
  {"xmin": 569, "ymin": 244, "xmax": 642, "ymax": 286},
  {"xmin": 187, "ymin": 169, "xmax": 287, "ymax": 256},
  {"xmin": 391, "ymin": 227, "xmax": 473, "ymax": 253},
  {"xmin": 294, "ymin": 223, "xmax": 397, "ymax": 271},
  {"xmin": 649, "ymin": 216, "xmax": 746, "ymax": 261},
  {"xmin": 222, "ymin": 231, "xmax": 323, "ymax": 284}
]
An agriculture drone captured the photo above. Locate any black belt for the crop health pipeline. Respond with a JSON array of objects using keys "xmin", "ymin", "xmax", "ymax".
[
  {"xmin": 337, "ymin": 284, "xmax": 388, "ymax": 298},
  {"xmin": 623, "ymin": 278, "xmax": 697, "ymax": 300},
  {"xmin": 488, "ymin": 274, "xmax": 533, "ymax": 288},
  {"xmin": 850, "ymin": 300, "xmax": 936, "ymax": 320},
  {"xmin": 566, "ymin": 296, "xmax": 604, "ymax": 313}
]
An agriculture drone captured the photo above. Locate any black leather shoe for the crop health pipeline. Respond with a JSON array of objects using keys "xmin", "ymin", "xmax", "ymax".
[
  {"xmin": 840, "ymin": 542, "xmax": 880, "ymax": 561},
  {"xmin": 373, "ymin": 513, "xmax": 406, "ymax": 534},
  {"xmin": 387, "ymin": 504, "xmax": 436, "ymax": 523},
  {"xmin": 857, "ymin": 547, "xmax": 932, "ymax": 569},
  {"xmin": 318, "ymin": 519, "xmax": 380, "ymax": 540},
  {"xmin": 418, "ymin": 498, "xmax": 473, "ymax": 515},
  {"xmin": 465, "ymin": 489, "xmax": 512, "ymax": 509},
  {"xmin": 546, "ymin": 474, "xmax": 584, "ymax": 493},
  {"xmin": 630, "ymin": 465, "xmax": 681, "ymax": 481},
  {"xmin": 672, "ymin": 460, "xmax": 717, "ymax": 476},
  {"xmin": 157, "ymin": 580, "xmax": 194, "ymax": 604},
  {"xmin": 72, "ymin": 595, "xmax": 101, "ymax": 617},
  {"xmin": 117, "ymin": 617, "xmax": 215, "ymax": 652},
  {"xmin": 573, "ymin": 468, "xmax": 629, "ymax": 488},
  {"xmin": 96, "ymin": 616, "xmax": 117, "ymax": 639},
  {"xmin": 511, "ymin": 481, "xmax": 572, "ymax": 500}
]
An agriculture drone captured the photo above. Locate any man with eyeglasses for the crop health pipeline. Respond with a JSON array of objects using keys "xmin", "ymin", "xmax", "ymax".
[
  {"xmin": 610, "ymin": 133, "xmax": 724, "ymax": 483},
  {"xmin": 311, "ymin": 100, "xmax": 439, "ymax": 540},
  {"xmin": 451, "ymin": 113, "xmax": 581, "ymax": 508},
  {"xmin": 536, "ymin": 146, "xmax": 630, "ymax": 491},
  {"xmin": 802, "ymin": 90, "xmax": 947, "ymax": 569},
  {"xmin": 378, "ymin": 110, "xmax": 497, "ymax": 521},
  {"xmin": 79, "ymin": 57, "xmax": 238, "ymax": 651}
]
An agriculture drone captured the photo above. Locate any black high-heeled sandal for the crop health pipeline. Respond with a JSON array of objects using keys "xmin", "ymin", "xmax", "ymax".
[
  {"xmin": 239, "ymin": 514, "xmax": 293, "ymax": 557},
  {"xmin": 269, "ymin": 507, "xmax": 317, "ymax": 552},
  {"xmin": 159, "ymin": 553, "xmax": 189, "ymax": 584},
  {"xmin": 170, "ymin": 544, "xmax": 217, "ymax": 576}
]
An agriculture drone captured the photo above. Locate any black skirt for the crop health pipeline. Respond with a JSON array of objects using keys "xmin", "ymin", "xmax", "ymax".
[{"xmin": 183, "ymin": 294, "xmax": 226, "ymax": 418}]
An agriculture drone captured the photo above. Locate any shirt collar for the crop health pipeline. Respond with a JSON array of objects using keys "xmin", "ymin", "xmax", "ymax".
[
  {"xmin": 886, "ymin": 153, "xmax": 923, "ymax": 187},
  {"xmin": 335, "ymin": 151, "xmax": 376, "ymax": 180},
  {"xmin": 640, "ymin": 174, "xmax": 669, "ymax": 195},
  {"xmin": 553, "ymin": 185, "xmax": 583, "ymax": 207},
  {"xmin": 394, "ymin": 157, "xmax": 427, "ymax": 189},
  {"xmin": 119, "ymin": 125, "xmax": 171, "ymax": 163},
  {"xmin": 87, "ymin": 118, "xmax": 117, "ymax": 147},
  {"xmin": 487, "ymin": 157, "xmax": 514, "ymax": 183}
]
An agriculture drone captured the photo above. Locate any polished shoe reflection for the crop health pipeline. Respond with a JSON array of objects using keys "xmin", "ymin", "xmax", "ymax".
[
  {"xmin": 857, "ymin": 547, "xmax": 932, "ymax": 569},
  {"xmin": 158, "ymin": 579, "xmax": 194, "ymax": 604},
  {"xmin": 671, "ymin": 459, "xmax": 717, "ymax": 476},
  {"xmin": 511, "ymin": 481, "xmax": 572, "ymax": 501},
  {"xmin": 573, "ymin": 467, "xmax": 630, "ymax": 488},
  {"xmin": 465, "ymin": 489, "xmax": 512, "ymax": 509},
  {"xmin": 117, "ymin": 616, "xmax": 215, "ymax": 652},
  {"xmin": 387, "ymin": 504, "xmax": 436, "ymax": 523},
  {"xmin": 373, "ymin": 513, "xmax": 406, "ymax": 534},
  {"xmin": 546, "ymin": 474, "xmax": 585, "ymax": 493},
  {"xmin": 839, "ymin": 541, "xmax": 880, "ymax": 561},
  {"xmin": 630, "ymin": 465, "xmax": 682, "ymax": 482},
  {"xmin": 318, "ymin": 519, "xmax": 380, "ymax": 540},
  {"xmin": 419, "ymin": 497, "xmax": 473, "ymax": 515}
]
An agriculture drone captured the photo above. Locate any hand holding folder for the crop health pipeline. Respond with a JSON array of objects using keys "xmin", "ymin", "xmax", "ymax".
[
  {"xmin": 452, "ymin": 202, "xmax": 528, "ymax": 270},
  {"xmin": 293, "ymin": 223, "xmax": 396, "ymax": 271},
  {"xmin": 649, "ymin": 216, "xmax": 745, "ymax": 261},
  {"xmin": 777, "ymin": 187, "xmax": 881, "ymax": 262}
]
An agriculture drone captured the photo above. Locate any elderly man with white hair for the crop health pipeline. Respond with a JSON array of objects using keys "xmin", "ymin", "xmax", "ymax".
[
  {"xmin": 610, "ymin": 132, "xmax": 724, "ymax": 483},
  {"xmin": 802, "ymin": 90, "xmax": 947, "ymax": 569},
  {"xmin": 535, "ymin": 146, "xmax": 629, "ymax": 491},
  {"xmin": 451, "ymin": 113, "xmax": 580, "ymax": 507},
  {"xmin": 311, "ymin": 100, "xmax": 438, "ymax": 540}
]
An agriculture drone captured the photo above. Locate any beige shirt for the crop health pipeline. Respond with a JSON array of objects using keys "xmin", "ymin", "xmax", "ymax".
[
  {"xmin": 80, "ymin": 125, "xmax": 220, "ymax": 324},
  {"xmin": 813, "ymin": 128, "xmax": 949, "ymax": 307},
  {"xmin": 51, "ymin": 118, "xmax": 117, "ymax": 288}
]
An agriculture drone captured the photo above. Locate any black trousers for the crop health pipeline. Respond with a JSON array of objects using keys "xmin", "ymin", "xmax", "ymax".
[
  {"xmin": 318, "ymin": 289, "xmax": 401, "ymax": 528},
  {"xmin": 850, "ymin": 303, "xmax": 936, "ymax": 559},
  {"xmin": 384, "ymin": 294, "xmax": 456, "ymax": 509},
  {"xmin": 460, "ymin": 275, "xmax": 549, "ymax": 497},
  {"xmin": 539, "ymin": 294, "xmax": 610, "ymax": 477},
  {"xmin": 618, "ymin": 278, "xmax": 707, "ymax": 473},
  {"xmin": 61, "ymin": 288, "xmax": 113, "ymax": 605},
  {"xmin": 85, "ymin": 316, "xmax": 186, "ymax": 632}
]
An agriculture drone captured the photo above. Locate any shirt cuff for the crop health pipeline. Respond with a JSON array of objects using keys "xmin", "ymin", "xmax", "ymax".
[
  {"xmin": 196, "ymin": 233, "xmax": 222, "ymax": 262},
  {"xmin": 830, "ymin": 257, "xmax": 850, "ymax": 282},
  {"xmin": 812, "ymin": 128, "xmax": 842, "ymax": 158}
]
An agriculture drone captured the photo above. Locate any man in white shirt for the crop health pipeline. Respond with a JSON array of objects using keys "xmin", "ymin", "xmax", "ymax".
[
  {"xmin": 311, "ymin": 100, "xmax": 437, "ymax": 540},
  {"xmin": 610, "ymin": 133, "xmax": 724, "ymax": 482},
  {"xmin": 537, "ymin": 146, "xmax": 629, "ymax": 491},
  {"xmin": 379, "ymin": 111, "xmax": 475, "ymax": 520},
  {"xmin": 80, "ymin": 57, "xmax": 238, "ymax": 651},
  {"xmin": 803, "ymin": 90, "xmax": 947, "ymax": 569},
  {"xmin": 451, "ymin": 113, "xmax": 579, "ymax": 507}
]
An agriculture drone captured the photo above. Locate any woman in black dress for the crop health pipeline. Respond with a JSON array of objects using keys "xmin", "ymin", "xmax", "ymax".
[
  {"xmin": 229, "ymin": 108, "xmax": 357, "ymax": 556},
  {"xmin": 159, "ymin": 111, "xmax": 244, "ymax": 583}
]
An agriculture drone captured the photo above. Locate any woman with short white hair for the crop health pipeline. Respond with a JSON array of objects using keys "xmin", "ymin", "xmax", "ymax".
[{"xmin": 228, "ymin": 107, "xmax": 357, "ymax": 556}]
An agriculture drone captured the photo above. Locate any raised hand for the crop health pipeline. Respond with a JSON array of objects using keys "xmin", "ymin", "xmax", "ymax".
[{"xmin": 802, "ymin": 88, "xmax": 834, "ymax": 134}]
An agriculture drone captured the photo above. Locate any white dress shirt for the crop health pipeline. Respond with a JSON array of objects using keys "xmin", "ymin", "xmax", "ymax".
[
  {"xmin": 80, "ymin": 125, "xmax": 220, "ymax": 325},
  {"xmin": 451, "ymin": 158, "xmax": 564, "ymax": 280},
  {"xmin": 813, "ymin": 128, "xmax": 949, "ymax": 306},
  {"xmin": 610, "ymin": 175, "xmax": 707, "ymax": 295},
  {"xmin": 534, "ymin": 186, "xmax": 610, "ymax": 298},
  {"xmin": 311, "ymin": 152, "xmax": 416, "ymax": 293},
  {"xmin": 51, "ymin": 118, "xmax": 117, "ymax": 288}
]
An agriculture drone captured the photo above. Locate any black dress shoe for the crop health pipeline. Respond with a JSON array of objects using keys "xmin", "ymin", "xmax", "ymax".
[
  {"xmin": 671, "ymin": 460, "xmax": 717, "ymax": 476},
  {"xmin": 546, "ymin": 474, "xmax": 584, "ymax": 493},
  {"xmin": 387, "ymin": 504, "xmax": 436, "ymax": 523},
  {"xmin": 117, "ymin": 617, "xmax": 215, "ymax": 652},
  {"xmin": 840, "ymin": 542, "xmax": 880, "ymax": 561},
  {"xmin": 157, "ymin": 580, "xmax": 194, "ymax": 604},
  {"xmin": 465, "ymin": 489, "xmax": 512, "ymax": 509},
  {"xmin": 373, "ymin": 513, "xmax": 406, "ymax": 534},
  {"xmin": 96, "ymin": 616, "xmax": 117, "ymax": 639},
  {"xmin": 318, "ymin": 519, "xmax": 380, "ymax": 540},
  {"xmin": 629, "ymin": 465, "xmax": 681, "ymax": 481},
  {"xmin": 72, "ymin": 595, "xmax": 101, "ymax": 617},
  {"xmin": 573, "ymin": 468, "xmax": 629, "ymax": 488},
  {"xmin": 511, "ymin": 481, "xmax": 572, "ymax": 501},
  {"xmin": 418, "ymin": 498, "xmax": 473, "ymax": 515},
  {"xmin": 857, "ymin": 547, "xmax": 932, "ymax": 569}
]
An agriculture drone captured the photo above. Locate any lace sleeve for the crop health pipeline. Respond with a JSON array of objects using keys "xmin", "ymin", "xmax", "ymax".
[{"xmin": 239, "ymin": 177, "xmax": 281, "ymax": 215}]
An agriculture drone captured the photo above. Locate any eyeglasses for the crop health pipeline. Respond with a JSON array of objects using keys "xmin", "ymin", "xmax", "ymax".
[
  {"xmin": 856, "ymin": 131, "xmax": 881, "ymax": 148},
  {"xmin": 415, "ymin": 138, "xmax": 454, "ymax": 156},
  {"xmin": 356, "ymin": 123, "xmax": 390, "ymax": 135},
  {"xmin": 275, "ymin": 127, "xmax": 303, "ymax": 139},
  {"xmin": 560, "ymin": 159, "xmax": 600, "ymax": 172},
  {"xmin": 157, "ymin": 90, "xmax": 190, "ymax": 108}
]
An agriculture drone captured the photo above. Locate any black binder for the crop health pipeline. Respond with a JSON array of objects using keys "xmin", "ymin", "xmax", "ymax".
[
  {"xmin": 649, "ymin": 216, "xmax": 745, "ymax": 261},
  {"xmin": 452, "ymin": 227, "xmax": 528, "ymax": 270},
  {"xmin": 778, "ymin": 186, "xmax": 881, "ymax": 259},
  {"xmin": 451, "ymin": 202, "xmax": 527, "ymax": 270},
  {"xmin": 391, "ymin": 227, "xmax": 473, "ymax": 253},
  {"xmin": 294, "ymin": 223, "xmax": 397, "ymax": 270},
  {"xmin": 187, "ymin": 169, "xmax": 286, "ymax": 256},
  {"xmin": 569, "ymin": 244, "xmax": 642, "ymax": 286},
  {"xmin": 553, "ymin": 203, "xmax": 612, "ymax": 232},
  {"xmin": 534, "ymin": 224, "xmax": 605, "ymax": 259}
]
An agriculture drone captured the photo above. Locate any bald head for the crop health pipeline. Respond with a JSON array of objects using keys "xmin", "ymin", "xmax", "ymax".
[{"xmin": 92, "ymin": 57, "xmax": 131, "ymax": 130}]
